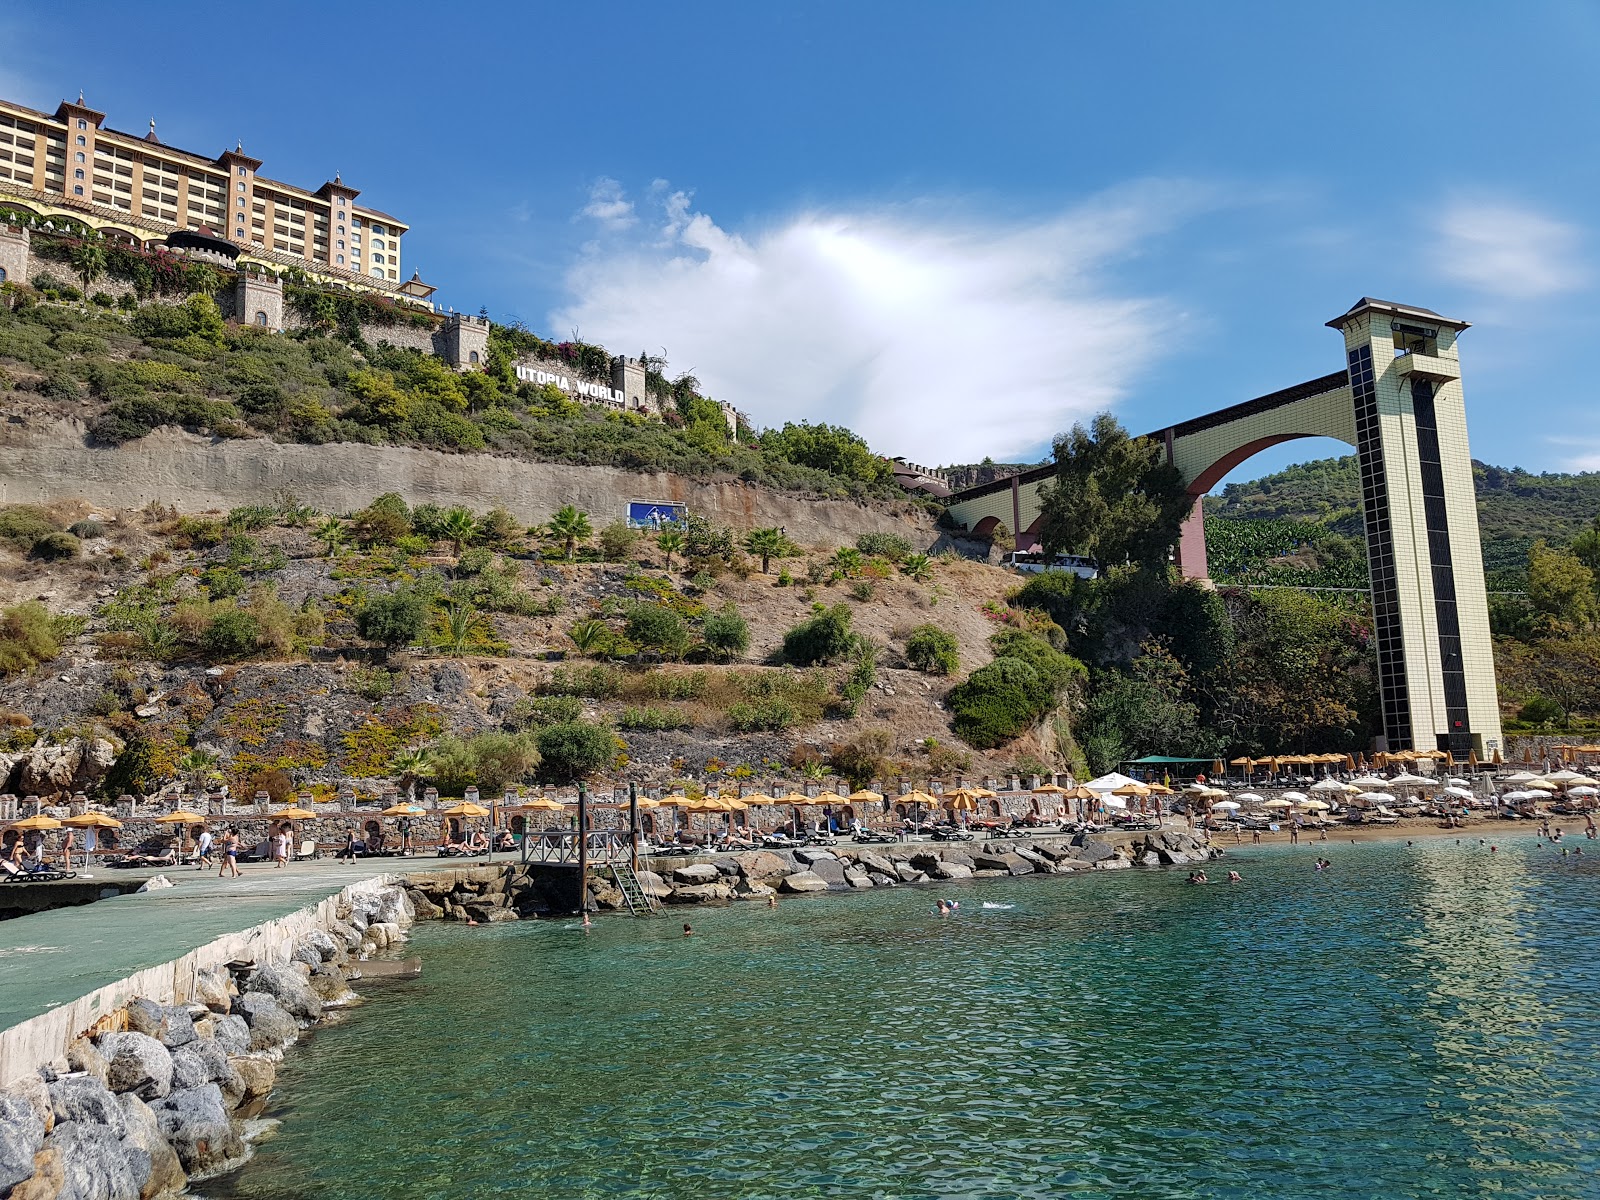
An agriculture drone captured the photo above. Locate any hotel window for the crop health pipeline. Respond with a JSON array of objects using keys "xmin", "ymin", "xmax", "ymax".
[
  {"xmin": 336, "ymin": 239, "xmax": 344, "ymax": 249},
  {"xmin": 373, "ymin": 224, "xmax": 385, "ymax": 235},
  {"xmin": 76, "ymin": 119, "xmax": 86, "ymax": 130},
  {"xmin": 336, "ymin": 254, "xmax": 344, "ymax": 265},
  {"xmin": 372, "ymin": 254, "xmax": 384, "ymax": 264},
  {"xmin": 237, "ymin": 197, "xmax": 245, "ymax": 208},
  {"xmin": 75, "ymin": 151, "xmax": 84, "ymax": 163},
  {"xmin": 337, "ymin": 197, "xmax": 345, "ymax": 206},
  {"xmin": 374, "ymin": 238, "xmax": 385, "ymax": 250},
  {"xmin": 74, "ymin": 168, "xmax": 83, "ymax": 179},
  {"xmin": 75, "ymin": 135, "xmax": 85, "ymax": 146},
  {"xmin": 351, "ymin": 217, "xmax": 361, "ymax": 228},
  {"xmin": 371, "ymin": 266, "xmax": 382, "ymax": 277},
  {"xmin": 237, "ymin": 182, "xmax": 245, "ymax": 193},
  {"xmin": 73, "ymin": 185, "xmax": 82, "ymax": 195},
  {"xmin": 237, "ymin": 166, "xmax": 246, "ymax": 177}
]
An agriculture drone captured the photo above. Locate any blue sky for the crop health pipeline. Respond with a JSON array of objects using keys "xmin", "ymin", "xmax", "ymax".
[{"xmin": 6, "ymin": 1, "xmax": 1598, "ymax": 481}]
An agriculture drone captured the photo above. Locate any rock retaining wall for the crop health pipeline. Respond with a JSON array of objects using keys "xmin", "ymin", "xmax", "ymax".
[{"xmin": 0, "ymin": 876, "xmax": 416, "ymax": 1198}]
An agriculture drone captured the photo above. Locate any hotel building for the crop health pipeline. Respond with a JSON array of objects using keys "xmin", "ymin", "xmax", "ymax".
[{"xmin": 0, "ymin": 91, "xmax": 414, "ymax": 295}]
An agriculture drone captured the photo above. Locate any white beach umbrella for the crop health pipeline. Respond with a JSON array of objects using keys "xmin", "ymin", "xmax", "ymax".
[
  {"xmin": 1211, "ymin": 799, "xmax": 1241, "ymax": 811},
  {"xmin": 1281, "ymin": 791, "xmax": 1309, "ymax": 804},
  {"xmin": 1502, "ymin": 790, "xmax": 1542, "ymax": 802},
  {"xmin": 1236, "ymin": 792, "xmax": 1264, "ymax": 804},
  {"xmin": 1446, "ymin": 777, "xmax": 1471, "ymax": 787},
  {"xmin": 1348, "ymin": 776, "xmax": 1391, "ymax": 789},
  {"xmin": 1568, "ymin": 785, "xmax": 1599, "ymax": 797},
  {"xmin": 1558, "ymin": 775, "xmax": 1599, "ymax": 788},
  {"xmin": 1390, "ymin": 773, "xmax": 1435, "ymax": 786},
  {"xmin": 1309, "ymin": 778, "xmax": 1347, "ymax": 792},
  {"xmin": 1442, "ymin": 786, "xmax": 1474, "ymax": 799},
  {"xmin": 1501, "ymin": 771, "xmax": 1540, "ymax": 785},
  {"xmin": 1353, "ymin": 792, "xmax": 1391, "ymax": 804},
  {"xmin": 1544, "ymin": 769, "xmax": 1586, "ymax": 782},
  {"xmin": 1102, "ymin": 795, "xmax": 1128, "ymax": 809}
]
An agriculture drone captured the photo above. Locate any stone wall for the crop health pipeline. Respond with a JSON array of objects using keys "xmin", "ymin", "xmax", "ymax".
[{"xmin": 0, "ymin": 417, "xmax": 937, "ymax": 547}]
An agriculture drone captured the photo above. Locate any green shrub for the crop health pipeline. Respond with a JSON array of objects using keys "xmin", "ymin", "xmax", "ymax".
[
  {"xmin": 726, "ymin": 699, "xmax": 796, "ymax": 732},
  {"xmin": 782, "ymin": 604, "xmax": 856, "ymax": 665},
  {"xmin": 351, "ymin": 665, "xmax": 398, "ymax": 700},
  {"xmin": 945, "ymin": 658, "xmax": 1046, "ymax": 749},
  {"xmin": 626, "ymin": 603, "xmax": 691, "ymax": 659},
  {"xmin": 987, "ymin": 628, "xmax": 1084, "ymax": 695},
  {"xmin": 540, "ymin": 664, "xmax": 624, "ymax": 699},
  {"xmin": 536, "ymin": 720, "xmax": 614, "ymax": 782},
  {"xmin": 202, "ymin": 608, "xmax": 261, "ymax": 660},
  {"xmin": 856, "ymin": 532, "xmax": 912, "ymax": 561},
  {"xmin": 905, "ymin": 624, "xmax": 959, "ymax": 674},
  {"xmin": 201, "ymin": 566, "xmax": 247, "ymax": 598},
  {"xmin": 506, "ymin": 694, "xmax": 583, "ymax": 729},
  {"xmin": 701, "ymin": 605, "xmax": 750, "ymax": 662},
  {"xmin": 849, "ymin": 580, "xmax": 876, "ymax": 602},
  {"xmin": 0, "ymin": 505, "xmax": 59, "ymax": 551},
  {"xmin": 617, "ymin": 705, "xmax": 691, "ymax": 731},
  {"xmin": 355, "ymin": 589, "xmax": 428, "ymax": 654},
  {"xmin": 598, "ymin": 521, "xmax": 642, "ymax": 562},
  {"xmin": 0, "ymin": 601, "xmax": 67, "ymax": 675},
  {"xmin": 30, "ymin": 531, "xmax": 80, "ymax": 561},
  {"xmin": 68, "ymin": 518, "xmax": 105, "ymax": 539}
]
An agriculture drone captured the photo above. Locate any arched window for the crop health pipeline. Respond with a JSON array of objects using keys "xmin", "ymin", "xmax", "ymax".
[
  {"xmin": 336, "ymin": 254, "xmax": 344, "ymax": 265},
  {"xmin": 72, "ymin": 185, "xmax": 83, "ymax": 196},
  {"xmin": 75, "ymin": 134, "xmax": 85, "ymax": 146},
  {"xmin": 370, "ymin": 266, "xmax": 383, "ymax": 277},
  {"xmin": 76, "ymin": 118, "xmax": 87, "ymax": 130},
  {"xmin": 74, "ymin": 151, "xmax": 85, "ymax": 163},
  {"xmin": 74, "ymin": 168, "xmax": 83, "ymax": 180},
  {"xmin": 237, "ymin": 166, "xmax": 246, "ymax": 177},
  {"xmin": 255, "ymin": 311, "xmax": 269, "ymax": 326},
  {"xmin": 0, "ymin": 267, "xmax": 7, "ymax": 282},
  {"xmin": 336, "ymin": 239, "xmax": 344, "ymax": 249},
  {"xmin": 468, "ymin": 350, "xmax": 480, "ymax": 364}
]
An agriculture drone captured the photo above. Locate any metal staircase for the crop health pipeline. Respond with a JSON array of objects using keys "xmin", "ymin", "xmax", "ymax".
[{"xmin": 612, "ymin": 861, "xmax": 657, "ymax": 915}]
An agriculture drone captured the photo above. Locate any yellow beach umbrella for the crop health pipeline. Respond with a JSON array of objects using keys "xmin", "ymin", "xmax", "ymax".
[
  {"xmin": 848, "ymin": 789, "xmax": 884, "ymax": 803},
  {"xmin": 382, "ymin": 803, "xmax": 425, "ymax": 816},
  {"xmin": 155, "ymin": 810, "xmax": 206, "ymax": 825},
  {"xmin": 519, "ymin": 797, "xmax": 568, "ymax": 812},
  {"xmin": 269, "ymin": 807, "xmax": 317, "ymax": 820},
  {"xmin": 8, "ymin": 813, "xmax": 61, "ymax": 830},
  {"xmin": 810, "ymin": 791, "xmax": 847, "ymax": 807},
  {"xmin": 1112, "ymin": 782, "xmax": 1151, "ymax": 796},
  {"xmin": 441, "ymin": 802, "xmax": 492, "ymax": 817},
  {"xmin": 63, "ymin": 812, "xmax": 123, "ymax": 829},
  {"xmin": 739, "ymin": 794, "xmax": 779, "ymax": 806},
  {"xmin": 1032, "ymin": 783, "xmax": 1069, "ymax": 795},
  {"xmin": 944, "ymin": 793, "xmax": 978, "ymax": 812}
]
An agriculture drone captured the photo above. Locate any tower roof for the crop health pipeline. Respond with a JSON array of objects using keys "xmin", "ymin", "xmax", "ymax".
[{"xmin": 1327, "ymin": 297, "xmax": 1469, "ymax": 332}]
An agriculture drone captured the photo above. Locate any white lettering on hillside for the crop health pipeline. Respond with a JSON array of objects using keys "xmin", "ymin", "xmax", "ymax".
[{"xmin": 515, "ymin": 363, "xmax": 625, "ymax": 403}]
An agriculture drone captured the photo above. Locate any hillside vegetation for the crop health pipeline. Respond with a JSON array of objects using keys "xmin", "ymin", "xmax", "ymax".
[{"xmin": 0, "ymin": 284, "xmax": 905, "ymax": 502}]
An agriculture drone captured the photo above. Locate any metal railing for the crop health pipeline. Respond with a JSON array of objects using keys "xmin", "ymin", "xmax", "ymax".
[{"xmin": 519, "ymin": 829, "xmax": 634, "ymax": 865}]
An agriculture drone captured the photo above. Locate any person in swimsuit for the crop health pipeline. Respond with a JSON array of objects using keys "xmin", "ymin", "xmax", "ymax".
[{"xmin": 220, "ymin": 826, "xmax": 242, "ymax": 878}]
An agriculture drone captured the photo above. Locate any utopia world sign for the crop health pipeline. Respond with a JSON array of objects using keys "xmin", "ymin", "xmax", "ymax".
[{"xmin": 514, "ymin": 364, "xmax": 625, "ymax": 404}]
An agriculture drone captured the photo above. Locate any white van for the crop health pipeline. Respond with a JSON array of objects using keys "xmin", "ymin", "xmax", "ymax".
[{"xmin": 1007, "ymin": 551, "xmax": 1098, "ymax": 579}]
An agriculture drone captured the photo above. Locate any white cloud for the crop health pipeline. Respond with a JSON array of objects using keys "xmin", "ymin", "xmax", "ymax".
[
  {"xmin": 578, "ymin": 178, "xmax": 636, "ymax": 232},
  {"xmin": 550, "ymin": 183, "xmax": 1207, "ymax": 463},
  {"xmin": 1432, "ymin": 199, "xmax": 1590, "ymax": 300},
  {"xmin": 1548, "ymin": 435, "xmax": 1600, "ymax": 473}
]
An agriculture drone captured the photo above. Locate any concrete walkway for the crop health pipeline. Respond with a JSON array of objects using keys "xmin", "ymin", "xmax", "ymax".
[{"xmin": 0, "ymin": 855, "xmax": 483, "ymax": 1029}]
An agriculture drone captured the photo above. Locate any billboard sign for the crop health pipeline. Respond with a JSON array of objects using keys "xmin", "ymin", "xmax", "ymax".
[{"xmin": 626, "ymin": 501, "xmax": 687, "ymax": 530}]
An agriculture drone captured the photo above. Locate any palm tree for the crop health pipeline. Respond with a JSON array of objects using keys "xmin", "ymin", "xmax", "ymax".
[
  {"xmin": 548, "ymin": 505, "xmax": 592, "ymax": 560},
  {"xmin": 657, "ymin": 528, "xmax": 685, "ymax": 570},
  {"xmin": 567, "ymin": 619, "xmax": 612, "ymax": 658},
  {"xmin": 831, "ymin": 547, "xmax": 865, "ymax": 577},
  {"xmin": 314, "ymin": 518, "xmax": 346, "ymax": 557},
  {"xmin": 744, "ymin": 527, "xmax": 789, "ymax": 574},
  {"xmin": 440, "ymin": 599, "xmax": 476, "ymax": 655},
  {"xmin": 177, "ymin": 748, "xmax": 221, "ymax": 795},
  {"xmin": 391, "ymin": 745, "xmax": 434, "ymax": 800},
  {"xmin": 441, "ymin": 507, "xmax": 477, "ymax": 556},
  {"xmin": 900, "ymin": 553, "xmax": 933, "ymax": 583},
  {"xmin": 68, "ymin": 240, "xmax": 106, "ymax": 297}
]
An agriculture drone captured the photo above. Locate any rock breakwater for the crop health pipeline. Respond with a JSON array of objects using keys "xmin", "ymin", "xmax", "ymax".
[{"xmin": 0, "ymin": 878, "xmax": 416, "ymax": 1199}]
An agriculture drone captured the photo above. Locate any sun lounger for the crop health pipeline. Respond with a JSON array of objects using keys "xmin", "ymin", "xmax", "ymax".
[{"xmin": 1, "ymin": 859, "xmax": 76, "ymax": 883}]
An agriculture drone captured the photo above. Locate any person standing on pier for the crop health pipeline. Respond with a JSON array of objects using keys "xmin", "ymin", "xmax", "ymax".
[
  {"xmin": 220, "ymin": 827, "xmax": 242, "ymax": 878},
  {"xmin": 195, "ymin": 826, "xmax": 215, "ymax": 870}
]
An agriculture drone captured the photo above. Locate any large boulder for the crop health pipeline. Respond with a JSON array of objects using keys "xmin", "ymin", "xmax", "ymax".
[
  {"xmin": 298, "ymin": 929, "xmax": 340, "ymax": 963},
  {"xmin": 168, "ymin": 1048, "xmax": 210, "ymax": 1092},
  {"xmin": 1075, "ymin": 836, "xmax": 1117, "ymax": 863},
  {"xmin": 854, "ymin": 850, "xmax": 896, "ymax": 877},
  {"xmin": 124, "ymin": 999, "xmax": 167, "ymax": 1040},
  {"xmin": 191, "ymin": 969, "xmax": 233, "ymax": 1015},
  {"xmin": 244, "ymin": 964, "xmax": 322, "ymax": 1023},
  {"xmin": 97, "ymin": 1032, "xmax": 173, "ymax": 1101},
  {"xmin": 183, "ymin": 1041, "xmax": 244, "ymax": 1109},
  {"xmin": 406, "ymin": 890, "xmax": 445, "ymax": 921},
  {"xmin": 894, "ymin": 862, "xmax": 925, "ymax": 884},
  {"xmin": 843, "ymin": 868, "xmax": 875, "ymax": 889},
  {"xmin": 933, "ymin": 862, "xmax": 974, "ymax": 881},
  {"xmin": 793, "ymin": 848, "xmax": 837, "ymax": 867},
  {"xmin": 732, "ymin": 880, "xmax": 776, "ymax": 900},
  {"xmin": 229, "ymin": 1056, "xmax": 276, "ymax": 1104},
  {"xmin": 663, "ymin": 882, "xmax": 734, "ymax": 904},
  {"xmin": 0, "ymin": 1089, "xmax": 47, "ymax": 1194},
  {"xmin": 1012, "ymin": 846, "xmax": 1055, "ymax": 873},
  {"xmin": 149, "ymin": 1085, "xmax": 246, "ymax": 1177},
  {"xmin": 635, "ymin": 870, "xmax": 672, "ymax": 899},
  {"xmin": 118, "ymin": 1093, "xmax": 187, "ymax": 1200},
  {"xmin": 39, "ymin": 1120, "xmax": 151, "ymax": 1200},
  {"xmin": 48, "ymin": 1075, "xmax": 127, "ymax": 1138},
  {"xmin": 731, "ymin": 850, "xmax": 792, "ymax": 882},
  {"xmin": 805, "ymin": 857, "xmax": 848, "ymax": 889},
  {"xmin": 65, "ymin": 1038, "xmax": 109, "ymax": 1088},
  {"xmin": 779, "ymin": 872, "xmax": 830, "ymax": 894},
  {"xmin": 234, "ymin": 994, "xmax": 298, "ymax": 1052},
  {"xmin": 909, "ymin": 852, "xmax": 943, "ymax": 874},
  {"xmin": 671, "ymin": 863, "xmax": 721, "ymax": 885},
  {"xmin": 209, "ymin": 1015, "xmax": 250, "ymax": 1057}
]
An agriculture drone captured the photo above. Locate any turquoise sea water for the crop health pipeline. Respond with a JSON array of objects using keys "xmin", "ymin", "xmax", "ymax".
[{"xmin": 209, "ymin": 837, "xmax": 1600, "ymax": 1199}]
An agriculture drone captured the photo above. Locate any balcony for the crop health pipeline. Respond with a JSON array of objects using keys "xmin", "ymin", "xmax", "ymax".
[{"xmin": 1393, "ymin": 353, "xmax": 1461, "ymax": 384}]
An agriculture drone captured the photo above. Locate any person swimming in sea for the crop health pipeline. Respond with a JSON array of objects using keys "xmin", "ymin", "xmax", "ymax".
[{"xmin": 1226, "ymin": 871, "xmax": 1242, "ymax": 883}]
